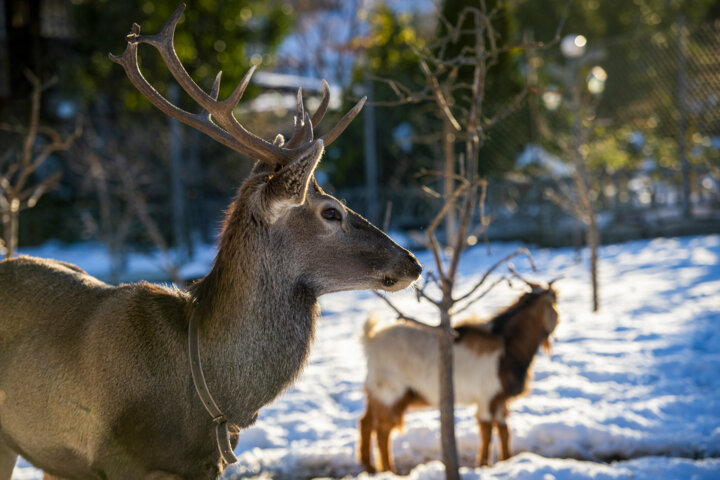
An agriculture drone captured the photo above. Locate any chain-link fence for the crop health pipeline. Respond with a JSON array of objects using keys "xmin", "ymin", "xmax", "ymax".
[{"xmin": 360, "ymin": 19, "xmax": 720, "ymax": 248}]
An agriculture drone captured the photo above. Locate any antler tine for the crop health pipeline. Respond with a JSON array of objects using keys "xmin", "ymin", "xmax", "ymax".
[
  {"xmin": 112, "ymin": 4, "xmax": 366, "ymax": 166},
  {"xmin": 302, "ymin": 111, "xmax": 313, "ymax": 143},
  {"xmin": 112, "ymin": 4, "xmax": 291, "ymax": 165},
  {"xmin": 285, "ymin": 88, "xmax": 310, "ymax": 149},
  {"xmin": 212, "ymin": 65, "xmax": 298, "ymax": 162},
  {"xmin": 295, "ymin": 88, "xmax": 305, "ymax": 123},
  {"xmin": 310, "ymin": 80, "xmax": 331, "ymax": 128},
  {"xmin": 219, "ymin": 65, "xmax": 255, "ymax": 113},
  {"xmin": 318, "ymin": 96, "xmax": 367, "ymax": 147},
  {"xmin": 109, "ymin": 30, "xmax": 261, "ymax": 159},
  {"xmin": 196, "ymin": 71, "xmax": 223, "ymax": 118},
  {"xmin": 209, "ymin": 71, "xmax": 222, "ymax": 100}
]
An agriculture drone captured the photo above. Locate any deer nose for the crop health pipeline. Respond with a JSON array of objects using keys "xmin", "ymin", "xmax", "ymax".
[
  {"xmin": 412, "ymin": 257, "xmax": 423, "ymax": 276},
  {"xmin": 405, "ymin": 253, "xmax": 422, "ymax": 278}
]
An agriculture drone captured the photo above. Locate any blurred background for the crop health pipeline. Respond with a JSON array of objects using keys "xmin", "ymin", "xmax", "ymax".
[{"xmin": 1, "ymin": 0, "xmax": 719, "ymax": 281}]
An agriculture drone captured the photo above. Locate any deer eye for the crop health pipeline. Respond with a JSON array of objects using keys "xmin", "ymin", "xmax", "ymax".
[{"xmin": 321, "ymin": 207, "xmax": 342, "ymax": 221}]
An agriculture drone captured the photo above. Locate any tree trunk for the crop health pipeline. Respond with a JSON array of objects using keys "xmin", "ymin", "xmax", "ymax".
[
  {"xmin": 363, "ymin": 76, "xmax": 379, "ymax": 225},
  {"xmin": 4, "ymin": 0, "xmax": 42, "ymax": 97},
  {"xmin": 443, "ymin": 119, "xmax": 456, "ymax": 247},
  {"xmin": 588, "ymin": 213, "xmax": 600, "ymax": 312},
  {"xmin": 168, "ymin": 84, "xmax": 189, "ymax": 262},
  {"xmin": 676, "ymin": 15, "xmax": 692, "ymax": 218},
  {"xmin": 2, "ymin": 203, "xmax": 19, "ymax": 258},
  {"xmin": 569, "ymin": 79, "xmax": 601, "ymax": 313},
  {"xmin": 438, "ymin": 301, "xmax": 460, "ymax": 480}
]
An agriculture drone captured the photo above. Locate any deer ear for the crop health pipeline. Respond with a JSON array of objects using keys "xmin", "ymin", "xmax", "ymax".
[
  {"xmin": 250, "ymin": 134, "xmax": 288, "ymax": 176},
  {"xmin": 260, "ymin": 139, "xmax": 324, "ymax": 222}
]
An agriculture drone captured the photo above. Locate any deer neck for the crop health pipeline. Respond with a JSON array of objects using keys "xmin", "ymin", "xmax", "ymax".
[{"xmin": 189, "ymin": 227, "xmax": 319, "ymax": 427}]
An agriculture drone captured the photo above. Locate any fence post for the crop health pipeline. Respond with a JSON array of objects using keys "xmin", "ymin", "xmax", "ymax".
[
  {"xmin": 363, "ymin": 76, "xmax": 379, "ymax": 224},
  {"xmin": 168, "ymin": 84, "xmax": 189, "ymax": 261},
  {"xmin": 677, "ymin": 15, "xmax": 692, "ymax": 218}
]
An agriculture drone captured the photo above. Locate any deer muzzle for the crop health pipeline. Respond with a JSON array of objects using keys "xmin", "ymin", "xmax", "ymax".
[{"xmin": 378, "ymin": 251, "xmax": 422, "ymax": 292}]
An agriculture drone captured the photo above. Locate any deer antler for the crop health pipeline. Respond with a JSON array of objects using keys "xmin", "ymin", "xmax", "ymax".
[{"xmin": 109, "ymin": 3, "xmax": 365, "ymax": 166}]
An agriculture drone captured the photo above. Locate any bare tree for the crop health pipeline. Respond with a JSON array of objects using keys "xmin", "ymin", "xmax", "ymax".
[
  {"xmin": 0, "ymin": 70, "xmax": 80, "ymax": 258},
  {"xmin": 114, "ymin": 152, "xmax": 185, "ymax": 286},
  {"xmin": 73, "ymin": 121, "xmax": 134, "ymax": 283},
  {"xmin": 276, "ymin": 0, "xmax": 365, "ymax": 86},
  {"xmin": 535, "ymin": 54, "xmax": 606, "ymax": 313},
  {"xmin": 540, "ymin": 102, "xmax": 602, "ymax": 313},
  {"xmin": 73, "ymin": 119, "xmax": 185, "ymax": 285},
  {"xmin": 371, "ymin": 3, "xmax": 566, "ymax": 477}
]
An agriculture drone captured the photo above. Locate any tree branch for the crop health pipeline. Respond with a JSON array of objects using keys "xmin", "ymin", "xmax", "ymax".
[
  {"xmin": 453, "ymin": 274, "xmax": 510, "ymax": 316},
  {"xmin": 454, "ymin": 247, "xmax": 536, "ymax": 304},
  {"xmin": 372, "ymin": 290, "xmax": 441, "ymax": 334}
]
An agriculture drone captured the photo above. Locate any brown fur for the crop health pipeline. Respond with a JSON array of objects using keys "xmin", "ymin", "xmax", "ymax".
[
  {"xmin": 453, "ymin": 321, "xmax": 503, "ymax": 353},
  {"xmin": 358, "ymin": 390, "xmax": 428, "ymax": 473},
  {"xmin": 0, "ymin": 144, "xmax": 422, "ymax": 480},
  {"xmin": 358, "ymin": 288, "xmax": 558, "ymax": 472},
  {"xmin": 486, "ymin": 288, "xmax": 558, "ymax": 465}
]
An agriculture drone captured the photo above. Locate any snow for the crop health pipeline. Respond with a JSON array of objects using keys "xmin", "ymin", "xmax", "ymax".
[{"xmin": 10, "ymin": 235, "xmax": 720, "ymax": 479}]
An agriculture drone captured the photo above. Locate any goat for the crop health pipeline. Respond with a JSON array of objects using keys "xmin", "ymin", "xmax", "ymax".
[
  {"xmin": 0, "ymin": 5, "xmax": 421, "ymax": 480},
  {"xmin": 358, "ymin": 286, "xmax": 558, "ymax": 473}
]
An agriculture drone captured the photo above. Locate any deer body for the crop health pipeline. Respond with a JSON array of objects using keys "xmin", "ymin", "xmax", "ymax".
[
  {"xmin": 0, "ymin": 259, "xmax": 310, "ymax": 479},
  {"xmin": 0, "ymin": 148, "xmax": 421, "ymax": 480},
  {"xmin": 0, "ymin": 6, "xmax": 422, "ymax": 479},
  {"xmin": 359, "ymin": 288, "xmax": 558, "ymax": 473}
]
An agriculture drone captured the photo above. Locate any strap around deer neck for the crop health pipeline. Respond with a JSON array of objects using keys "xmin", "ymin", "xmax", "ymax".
[{"xmin": 188, "ymin": 309, "xmax": 238, "ymax": 465}]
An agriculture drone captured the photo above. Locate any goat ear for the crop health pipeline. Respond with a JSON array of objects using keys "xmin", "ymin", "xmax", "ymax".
[{"xmin": 260, "ymin": 139, "xmax": 323, "ymax": 222}]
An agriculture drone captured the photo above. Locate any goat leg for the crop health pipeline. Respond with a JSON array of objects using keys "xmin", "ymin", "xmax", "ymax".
[
  {"xmin": 496, "ymin": 422, "xmax": 511, "ymax": 461},
  {"xmin": 477, "ymin": 420, "xmax": 493, "ymax": 466},
  {"xmin": 358, "ymin": 409, "xmax": 376, "ymax": 472},
  {"xmin": 375, "ymin": 424, "xmax": 395, "ymax": 473}
]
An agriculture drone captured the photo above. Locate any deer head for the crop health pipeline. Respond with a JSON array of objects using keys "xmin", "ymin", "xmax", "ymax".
[{"xmin": 109, "ymin": 4, "xmax": 421, "ymax": 295}]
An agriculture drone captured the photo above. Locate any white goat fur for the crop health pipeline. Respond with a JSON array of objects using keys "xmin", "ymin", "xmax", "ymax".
[{"xmin": 362, "ymin": 315, "xmax": 503, "ymax": 421}]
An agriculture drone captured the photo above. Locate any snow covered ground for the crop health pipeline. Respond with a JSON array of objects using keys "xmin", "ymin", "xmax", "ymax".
[{"xmin": 10, "ymin": 235, "xmax": 720, "ymax": 479}]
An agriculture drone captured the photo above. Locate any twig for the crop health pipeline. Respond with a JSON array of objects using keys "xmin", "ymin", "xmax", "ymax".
[
  {"xmin": 544, "ymin": 187, "xmax": 588, "ymax": 224},
  {"xmin": 453, "ymin": 275, "xmax": 510, "ymax": 316},
  {"xmin": 115, "ymin": 155, "xmax": 184, "ymax": 286},
  {"xmin": 382, "ymin": 201, "xmax": 393, "ymax": 232},
  {"xmin": 425, "ymin": 181, "xmax": 473, "ymax": 279},
  {"xmin": 371, "ymin": 290, "xmax": 441, "ymax": 334},
  {"xmin": 416, "ymin": 168, "xmax": 469, "ymax": 185},
  {"xmin": 413, "ymin": 282, "xmax": 441, "ymax": 306},
  {"xmin": 446, "ymin": 178, "xmax": 487, "ymax": 282},
  {"xmin": 454, "ymin": 247, "xmax": 535, "ymax": 304},
  {"xmin": 482, "ymin": 85, "xmax": 533, "ymax": 129},
  {"xmin": 419, "ymin": 60, "xmax": 462, "ymax": 131},
  {"xmin": 507, "ymin": 264, "xmax": 542, "ymax": 289}
]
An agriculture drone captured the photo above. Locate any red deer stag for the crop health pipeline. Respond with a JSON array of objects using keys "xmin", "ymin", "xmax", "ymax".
[
  {"xmin": 359, "ymin": 285, "xmax": 558, "ymax": 473},
  {"xmin": 0, "ymin": 5, "xmax": 421, "ymax": 480}
]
